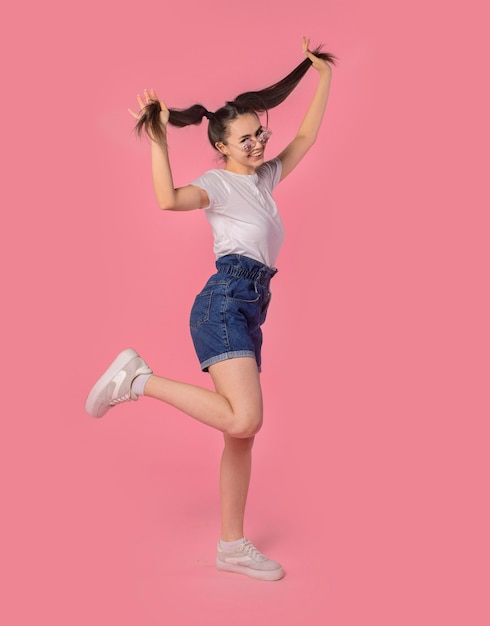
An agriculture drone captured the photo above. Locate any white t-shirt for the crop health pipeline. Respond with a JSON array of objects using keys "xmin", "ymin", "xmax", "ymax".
[{"xmin": 191, "ymin": 158, "xmax": 284, "ymax": 268}]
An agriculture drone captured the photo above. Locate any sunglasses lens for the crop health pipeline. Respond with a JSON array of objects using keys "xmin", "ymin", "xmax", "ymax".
[
  {"xmin": 243, "ymin": 139, "xmax": 255, "ymax": 153},
  {"xmin": 260, "ymin": 129, "xmax": 272, "ymax": 144}
]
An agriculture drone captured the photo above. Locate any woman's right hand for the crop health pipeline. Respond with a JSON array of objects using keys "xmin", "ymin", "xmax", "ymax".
[{"xmin": 129, "ymin": 89, "xmax": 169, "ymax": 141}]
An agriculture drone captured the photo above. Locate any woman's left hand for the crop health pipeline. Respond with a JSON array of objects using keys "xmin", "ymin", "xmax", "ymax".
[{"xmin": 302, "ymin": 36, "xmax": 332, "ymax": 76}]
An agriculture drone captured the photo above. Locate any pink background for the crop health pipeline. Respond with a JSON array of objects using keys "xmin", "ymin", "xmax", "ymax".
[{"xmin": 2, "ymin": 0, "xmax": 489, "ymax": 624}]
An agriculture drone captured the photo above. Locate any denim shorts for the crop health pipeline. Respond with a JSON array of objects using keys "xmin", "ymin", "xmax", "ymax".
[{"xmin": 190, "ymin": 254, "xmax": 278, "ymax": 372}]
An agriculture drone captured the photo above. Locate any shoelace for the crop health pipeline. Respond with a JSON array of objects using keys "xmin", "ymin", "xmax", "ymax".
[
  {"xmin": 110, "ymin": 393, "xmax": 132, "ymax": 406},
  {"xmin": 240, "ymin": 539, "xmax": 267, "ymax": 562}
]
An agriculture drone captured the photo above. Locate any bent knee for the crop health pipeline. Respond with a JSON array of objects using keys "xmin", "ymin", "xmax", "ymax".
[{"xmin": 227, "ymin": 413, "xmax": 263, "ymax": 439}]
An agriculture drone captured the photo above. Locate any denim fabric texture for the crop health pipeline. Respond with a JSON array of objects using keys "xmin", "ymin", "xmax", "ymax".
[{"xmin": 190, "ymin": 255, "xmax": 278, "ymax": 372}]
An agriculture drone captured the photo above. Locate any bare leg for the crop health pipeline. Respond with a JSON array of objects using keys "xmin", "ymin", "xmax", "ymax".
[
  {"xmin": 204, "ymin": 361, "xmax": 260, "ymax": 540},
  {"xmin": 145, "ymin": 357, "xmax": 262, "ymax": 538},
  {"xmin": 143, "ymin": 356, "xmax": 263, "ymax": 438},
  {"xmin": 219, "ymin": 434, "xmax": 254, "ymax": 540}
]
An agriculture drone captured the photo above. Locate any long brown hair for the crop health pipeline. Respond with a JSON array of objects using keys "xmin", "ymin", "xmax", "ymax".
[{"xmin": 136, "ymin": 46, "xmax": 336, "ymax": 147}]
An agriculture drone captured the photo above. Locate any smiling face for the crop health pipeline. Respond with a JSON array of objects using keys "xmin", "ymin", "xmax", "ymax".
[{"xmin": 216, "ymin": 112, "xmax": 269, "ymax": 175}]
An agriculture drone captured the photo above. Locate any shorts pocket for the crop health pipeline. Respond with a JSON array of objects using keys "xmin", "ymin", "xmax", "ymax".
[
  {"xmin": 226, "ymin": 279, "xmax": 261, "ymax": 304},
  {"xmin": 190, "ymin": 290, "xmax": 213, "ymax": 328}
]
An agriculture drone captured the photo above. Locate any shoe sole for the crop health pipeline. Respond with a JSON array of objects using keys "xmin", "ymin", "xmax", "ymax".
[
  {"xmin": 85, "ymin": 348, "xmax": 139, "ymax": 418},
  {"xmin": 216, "ymin": 559, "xmax": 285, "ymax": 581}
]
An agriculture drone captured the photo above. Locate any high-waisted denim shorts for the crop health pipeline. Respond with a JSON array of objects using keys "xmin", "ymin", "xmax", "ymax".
[{"xmin": 190, "ymin": 254, "xmax": 278, "ymax": 372}]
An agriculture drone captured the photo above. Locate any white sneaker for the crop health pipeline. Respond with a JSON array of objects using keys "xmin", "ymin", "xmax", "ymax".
[
  {"xmin": 85, "ymin": 348, "xmax": 152, "ymax": 418},
  {"xmin": 216, "ymin": 538, "xmax": 285, "ymax": 581}
]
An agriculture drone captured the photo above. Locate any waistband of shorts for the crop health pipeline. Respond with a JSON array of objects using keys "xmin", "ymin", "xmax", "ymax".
[{"xmin": 216, "ymin": 254, "xmax": 278, "ymax": 285}]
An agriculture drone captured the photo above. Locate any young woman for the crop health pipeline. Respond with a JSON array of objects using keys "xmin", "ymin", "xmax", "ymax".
[{"xmin": 85, "ymin": 37, "xmax": 335, "ymax": 581}]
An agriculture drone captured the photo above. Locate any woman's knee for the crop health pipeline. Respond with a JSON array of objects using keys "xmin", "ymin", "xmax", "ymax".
[
  {"xmin": 208, "ymin": 357, "xmax": 263, "ymax": 438},
  {"xmin": 226, "ymin": 411, "xmax": 263, "ymax": 438}
]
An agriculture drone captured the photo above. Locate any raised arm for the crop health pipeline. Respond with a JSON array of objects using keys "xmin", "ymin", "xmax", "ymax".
[
  {"xmin": 277, "ymin": 38, "xmax": 332, "ymax": 181},
  {"xmin": 129, "ymin": 90, "xmax": 209, "ymax": 211}
]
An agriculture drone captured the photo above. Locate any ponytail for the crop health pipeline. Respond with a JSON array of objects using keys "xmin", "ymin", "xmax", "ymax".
[
  {"xmin": 134, "ymin": 102, "xmax": 211, "ymax": 144},
  {"xmin": 233, "ymin": 47, "xmax": 336, "ymax": 112},
  {"xmin": 136, "ymin": 45, "xmax": 336, "ymax": 148}
]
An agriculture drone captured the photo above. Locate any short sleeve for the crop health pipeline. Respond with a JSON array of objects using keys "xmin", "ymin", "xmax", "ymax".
[
  {"xmin": 191, "ymin": 170, "xmax": 228, "ymax": 211},
  {"xmin": 256, "ymin": 158, "xmax": 282, "ymax": 191}
]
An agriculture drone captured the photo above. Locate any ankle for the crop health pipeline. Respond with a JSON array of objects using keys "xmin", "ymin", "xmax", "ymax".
[
  {"xmin": 219, "ymin": 537, "xmax": 245, "ymax": 551},
  {"xmin": 131, "ymin": 373, "xmax": 152, "ymax": 397}
]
